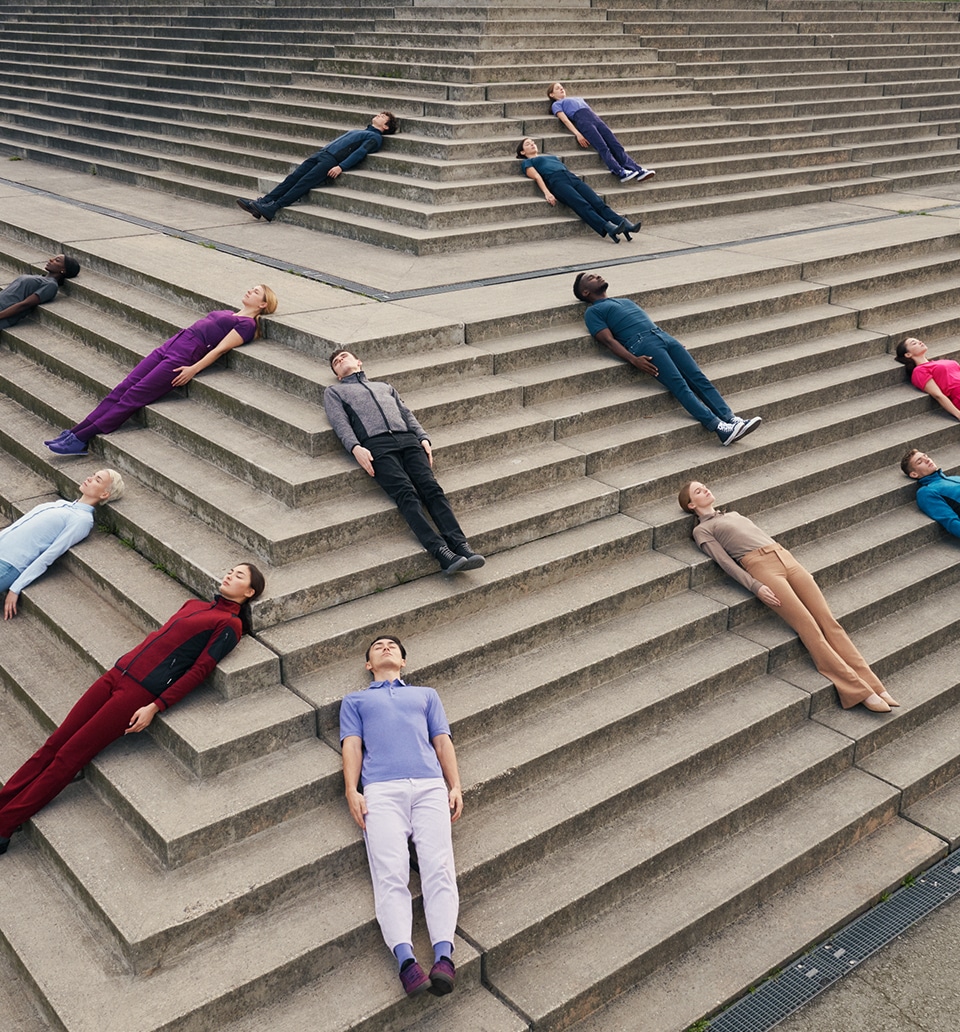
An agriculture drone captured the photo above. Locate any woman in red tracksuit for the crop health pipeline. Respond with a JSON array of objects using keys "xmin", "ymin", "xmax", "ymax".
[{"xmin": 0, "ymin": 563, "xmax": 265, "ymax": 854}]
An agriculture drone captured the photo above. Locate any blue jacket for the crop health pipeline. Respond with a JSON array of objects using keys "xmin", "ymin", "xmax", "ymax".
[
  {"xmin": 320, "ymin": 125, "xmax": 384, "ymax": 172},
  {"xmin": 915, "ymin": 469, "xmax": 960, "ymax": 538}
]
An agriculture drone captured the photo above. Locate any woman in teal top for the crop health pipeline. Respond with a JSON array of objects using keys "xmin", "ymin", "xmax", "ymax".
[{"xmin": 517, "ymin": 138, "xmax": 641, "ymax": 243}]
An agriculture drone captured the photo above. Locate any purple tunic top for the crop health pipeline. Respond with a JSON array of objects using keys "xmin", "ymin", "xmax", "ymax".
[{"xmin": 162, "ymin": 310, "xmax": 257, "ymax": 363}]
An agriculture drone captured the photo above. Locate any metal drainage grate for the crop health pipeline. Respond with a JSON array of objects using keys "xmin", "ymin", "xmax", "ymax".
[{"xmin": 707, "ymin": 848, "xmax": 960, "ymax": 1031}]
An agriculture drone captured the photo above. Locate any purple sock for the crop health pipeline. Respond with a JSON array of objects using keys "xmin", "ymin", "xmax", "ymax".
[{"xmin": 433, "ymin": 941, "xmax": 453, "ymax": 964}]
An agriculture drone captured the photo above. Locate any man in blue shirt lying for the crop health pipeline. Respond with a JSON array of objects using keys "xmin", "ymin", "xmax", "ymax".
[
  {"xmin": 0, "ymin": 469, "xmax": 124, "ymax": 619},
  {"xmin": 902, "ymin": 448, "xmax": 960, "ymax": 537},
  {"xmin": 340, "ymin": 635, "xmax": 462, "ymax": 998},
  {"xmin": 236, "ymin": 111, "xmax": 398, "ymax": 222},
  {"xmin": 573, "ymin": 271, "xmax": 763, "ymax": 447}
]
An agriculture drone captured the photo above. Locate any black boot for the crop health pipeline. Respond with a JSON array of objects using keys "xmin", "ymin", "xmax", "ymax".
[{"xmin": 602, "ymin": 221, "xmax": 622, "ymax": 243}]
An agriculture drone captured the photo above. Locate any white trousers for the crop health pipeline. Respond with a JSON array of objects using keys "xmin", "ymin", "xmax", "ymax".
[{"xmin": 363, "ymin": 777, "xmax": 459, "ymax": 951}]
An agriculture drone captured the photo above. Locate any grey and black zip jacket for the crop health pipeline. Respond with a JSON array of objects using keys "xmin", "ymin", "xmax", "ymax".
[{"xmin": 322, "ymin": 371, "xmax": 429, "ymax": 453}]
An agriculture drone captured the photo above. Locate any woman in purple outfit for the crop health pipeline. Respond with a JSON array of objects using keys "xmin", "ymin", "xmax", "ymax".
[
  {"xmin": 45, "ymin": 285, "xmax": 278, "ymax": 454},
  {"xmin": 547, "ymin": 82, "xmax": 655, "ymax": 184}
]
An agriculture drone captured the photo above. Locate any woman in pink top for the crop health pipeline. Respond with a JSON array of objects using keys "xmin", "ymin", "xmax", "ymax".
[{"xmin": 895, "ymin": 337, "xmax": 960, "ymax": 419}]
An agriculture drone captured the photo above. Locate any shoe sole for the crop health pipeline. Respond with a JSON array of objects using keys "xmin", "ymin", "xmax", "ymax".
[
  {"xmin": 428, "ymin": 975, "xmax": 455, "ymax": 996},
  {"xmin": 458, "ymin": 554, "xmax": 485, "ymax": 571},
  {"xmin": 636, "ymin": 170, "xmax": 656, "ymax": 182}
]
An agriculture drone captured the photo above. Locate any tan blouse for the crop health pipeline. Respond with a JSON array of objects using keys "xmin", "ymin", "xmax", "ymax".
[{"xmin": 692, "ymin": 510, "xmax": 777, "ymax": 595}]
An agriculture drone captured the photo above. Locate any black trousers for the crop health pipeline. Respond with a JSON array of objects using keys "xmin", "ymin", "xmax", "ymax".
[{"xmin": 367, "ymin": 433, "xmax": 467, "ymax": 556}]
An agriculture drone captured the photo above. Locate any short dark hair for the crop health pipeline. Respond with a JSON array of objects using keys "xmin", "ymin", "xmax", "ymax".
[
  {"xmin": 573, "ymin": 272, "xmax": 590, "ymax": 302},
  {"xmin": 329, "ymin": 348, "xmax": 352, "ymax": 371},
  {"xmin": 381, "ymin": 111, "xmax": 399, "ymax": 135},
  {"xmin": 63, "ymin": 255, "xmax": 81, "ymax": 279},
  {"xmin": 365, "ymin": 635, "xmax": 406, "ymax": 661},
  {"xmin": 901, "ymin": 448, "xmax": 922, "ymax": 476},
  {"xmin": 516, "ymin": 138, "xmax": 533, "ymax": 159}
]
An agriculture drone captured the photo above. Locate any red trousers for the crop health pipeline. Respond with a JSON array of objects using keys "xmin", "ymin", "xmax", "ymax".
[{"xmin": 0, "ymin": 668, "xmax": 154, "ymax": 837}]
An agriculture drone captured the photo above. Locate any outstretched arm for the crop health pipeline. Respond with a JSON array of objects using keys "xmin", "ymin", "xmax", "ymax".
[
  {"xmin": 342, "ymin": 736, "xmax": 368, "ymax": 829},
  {"xmin": 921, "ymin": 379, "xmax": 960, "ymax": 421},
  {"xmin": 525, "ymin": 166, "xmax": 557, "ymax": 206},
  {"xmin": 432, "ymin": 733, "xmax": 463, "ymax": 822},
  {"xmin": 0, "ymin": 292, "xmax": 43, "ymax": 323},
  {"xmin": 555, "ymin": 111, "xmax": 589, "ymax": 148},
  {"xmin": 172, "ymin": 329, "xmax": 247, "ymax": 387},
  {"xmin": 594, "ymin": 327, "xmax": 659, "ymax": 376}
]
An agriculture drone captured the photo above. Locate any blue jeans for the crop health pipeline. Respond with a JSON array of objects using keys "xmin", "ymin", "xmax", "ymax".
[
  {"xmin": 571, "ymin": 109, "xmax": 644, "ymax": 177},
  {"xmin": 543, "ymin": 170, "xmax": 621, "ymax": 236},
  {"xmin": 0, "ymin": 560, "xmax": 20, "ymax": 593},
  {"xmin": 628, "ymin": 327, "xmax": 734, "ymax": 430}
]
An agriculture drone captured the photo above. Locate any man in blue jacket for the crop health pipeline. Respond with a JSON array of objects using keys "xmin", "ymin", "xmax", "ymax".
[
  {"xmin": 323, "ymin": 350, "xmax": 484, "ymax": 575},
  {"xmin": 236, "ymin": 111, "xmax": 398, "ymax": 222},
  {"xmin": 902, "ymin": 448, "xmax": 960, "ymax": 537}
]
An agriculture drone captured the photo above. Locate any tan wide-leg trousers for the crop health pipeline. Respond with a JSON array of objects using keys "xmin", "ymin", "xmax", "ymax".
[{"xmin": 740, "ymin": 543, "xmax": 884, "ymax": 708}]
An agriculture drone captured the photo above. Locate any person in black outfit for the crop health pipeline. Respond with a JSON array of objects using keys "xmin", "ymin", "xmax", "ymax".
[{"xmin": 322, "ymin": 351, "xmax": 485, "ymax": 575}]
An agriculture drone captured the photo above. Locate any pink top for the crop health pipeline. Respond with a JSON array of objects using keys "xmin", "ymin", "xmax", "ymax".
[{"xmin": 912, "ymin": 359, "xmax": 960, "ymax": 404}]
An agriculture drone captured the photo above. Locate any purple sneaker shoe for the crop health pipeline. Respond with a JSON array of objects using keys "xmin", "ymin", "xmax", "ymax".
[
  {"xmin": 47, "ymin": 431, "xmax": 88, "ymax": 455},
  {"xmin": 400, "ymin": 960, "xmax": 430, "ymax": 997},
  {"xmin": 428, "ymin": 957, "xmax": 455, "ymax": 996}
]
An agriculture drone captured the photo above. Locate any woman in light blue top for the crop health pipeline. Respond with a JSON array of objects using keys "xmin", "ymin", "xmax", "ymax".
[{"xmin": 0, "ymin": 469, "xmax": 123, "ymax": 618}]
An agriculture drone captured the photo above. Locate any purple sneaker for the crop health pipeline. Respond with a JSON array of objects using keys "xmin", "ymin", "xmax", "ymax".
[
  {"xmin": 400, "ymin": 960, "xmax": 430, "ymax": 997},
  {"xmin": 46, "ymin": 431, "xmax": 88, "ymax": 455},
  {"xmin": 428, "ymin": 957, "xmax": 455, "ymax": 996}
]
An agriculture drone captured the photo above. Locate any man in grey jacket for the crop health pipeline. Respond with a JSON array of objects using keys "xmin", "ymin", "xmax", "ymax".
[{"xmin": 323, "ymin": 351, "xmax": 485, "ymax": 574}]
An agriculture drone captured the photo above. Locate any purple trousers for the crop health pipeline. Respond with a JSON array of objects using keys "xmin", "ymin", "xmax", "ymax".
[
  {"xmin": 571, "ymin": 109, "xmax": 644, "ymax": 177},
  {"xmin": 74, "ymin": 330, "xmax": 203, "ymax": 437}
]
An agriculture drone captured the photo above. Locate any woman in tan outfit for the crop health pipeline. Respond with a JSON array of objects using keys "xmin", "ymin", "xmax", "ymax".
[{"xmin": 678, "ymin": 481, "xmax": 899, "ymax": 712}]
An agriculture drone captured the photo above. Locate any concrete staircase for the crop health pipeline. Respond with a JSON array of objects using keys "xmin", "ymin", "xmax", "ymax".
[
  {"xmin": 2, "ymin": 1, "xmax": 960, "ymax": 1031},
  {"xmin": 0, "ymin": 0, "xmax": 959, "ymax": 252},
  {"xmin": 4, "ymin": 188, "xmax": 960, "ymax": 1030}
]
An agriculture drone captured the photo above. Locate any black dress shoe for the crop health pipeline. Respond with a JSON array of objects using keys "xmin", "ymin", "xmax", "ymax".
[
  {"xmin": 0, "ymin": 836, "xmax": 10, "ymax": 855},
  {"xmin": 236, "ymin": 198, "xmax": 262, "ymax": 219}
]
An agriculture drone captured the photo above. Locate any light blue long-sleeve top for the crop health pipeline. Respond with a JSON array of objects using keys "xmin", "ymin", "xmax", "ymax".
[{"xmin": 0, "ymin": 499, "xmax": 95, "ymax": 594}]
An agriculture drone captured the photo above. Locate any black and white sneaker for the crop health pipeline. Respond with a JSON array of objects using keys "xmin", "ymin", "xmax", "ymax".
[{"xmin": 733, "ymin": 415, "xmax": 762, "ymax": 439}]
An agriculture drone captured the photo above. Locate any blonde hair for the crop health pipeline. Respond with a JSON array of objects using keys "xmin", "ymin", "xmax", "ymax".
[
  {"xmin": 103, "ymin": 469, "xmax": 125, "ymax": 503},
  {"xmin": 252, "ymin": 285, "xmax": 278, "ymax": 339}
]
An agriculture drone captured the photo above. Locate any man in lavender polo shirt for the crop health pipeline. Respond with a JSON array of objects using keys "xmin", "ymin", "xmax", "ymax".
[{"xmin": 340, "ymin": 634, "xmax": 462, "ymax": 998}]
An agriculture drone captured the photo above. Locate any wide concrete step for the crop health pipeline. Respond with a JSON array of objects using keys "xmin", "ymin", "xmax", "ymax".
[
  {"xmin": 0, "ymin": 815, "xmax": 486, "ymax": 1032},
  {"xmin": 563, "ymin": 817, "xmax": 942, "ymax": 1032},
  {"xmin": 491, "ymin": 767, "xmax": 899, "ymax": 1031}
]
